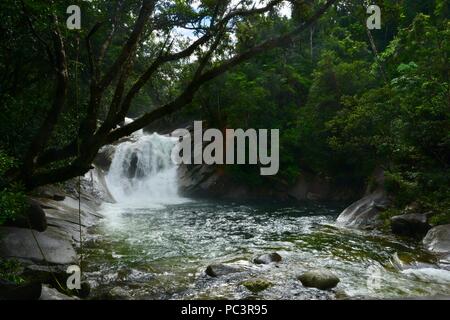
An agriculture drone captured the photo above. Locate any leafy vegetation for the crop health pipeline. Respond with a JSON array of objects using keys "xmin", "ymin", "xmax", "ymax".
[
  {"xmin": 0, "ymin": 0, "xmax": 448, "ymax": 224},
  {"xmin": 183, "ymin": 1, "xmax": 449, "ymax": 223}
]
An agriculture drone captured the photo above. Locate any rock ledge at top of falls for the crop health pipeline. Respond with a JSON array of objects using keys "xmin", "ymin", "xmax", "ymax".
[{"xmin": 336, "ymin": 190, "xmax": 390, "ymax": 229}]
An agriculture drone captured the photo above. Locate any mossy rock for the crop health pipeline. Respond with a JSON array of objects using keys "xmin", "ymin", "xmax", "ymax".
[
  {"xmin": 241, "ymin": 279, "xmax": 272, "ymax": 293},
  {"xmin": 298, "ymin": 269, "xmax": 340, "ymax": 290}
]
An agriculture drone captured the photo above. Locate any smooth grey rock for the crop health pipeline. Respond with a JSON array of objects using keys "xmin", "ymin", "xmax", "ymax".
[
  {"xmin": 205, "ymin": 264, "xmax": 242, "ymax": 277},
  {"xmin": 0, "ymin": 227, "xmax": 77, "ymax": 265},
  {"xmin": 94, "ymin": 145, "xmax": 116, "ymax": 172},
  {"xmin": 298, "ymin": 269, "xmax": 340, "ymax": 290},
  {"xmin": 391, "ymin": 213, "xmax": 431, "ymax": 238},
  {"xmin": 423, "ymin": 225, "xmax": 450, "ymax": 270},
  {"xmin": 336, "ymin": 191, "xmax": 389, "ymax": 229},
  {"xmin": 253, "ymin": 252, "xmax": 282, "ymax": 264},
  {"xmin": 108, "ymin": 286, "xmax": 131, "ymax": 299},
  {"xmin": 423, "ymin": 225, "xmax": 450, "ymax": 254},
  {"xmin": 39, "ymin": 285, "xmax": 76, "ymax": 300}
]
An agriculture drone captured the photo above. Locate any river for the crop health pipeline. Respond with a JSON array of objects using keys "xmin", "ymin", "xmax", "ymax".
[{"xmin": 82, "ymin": 132, "xmax": 450, "ymax": 300}]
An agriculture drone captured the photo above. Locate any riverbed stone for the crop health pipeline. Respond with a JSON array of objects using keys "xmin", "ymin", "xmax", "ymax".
[
  {"xmin": 253, "ymin": 252, "xmax": 282, "ymax": 264},
  {"xmin": 391, "ymin": 213, "xmax": 431, "ymax": 238},
  {"xmin": 205, "ymin": 264, "xmax": 242, "ymax": 277},
  {"xmin": 298, "ymin": 269, "xmax": 340, "ymax": 290},
  {"xmin": 109, "ymin": 286, "xmax": 132, "ymax": 299},
  {"xmin": 241, "ymin": 279, "xmax": 272, "ymax": 293}
]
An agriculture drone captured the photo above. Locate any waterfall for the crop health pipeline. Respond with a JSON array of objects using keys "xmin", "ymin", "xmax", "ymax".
[{"xmin": 105, "ymin": 125, "xmax": 185, "ymax": 207}]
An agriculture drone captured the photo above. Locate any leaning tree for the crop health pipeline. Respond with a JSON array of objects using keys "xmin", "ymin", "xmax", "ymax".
[{"xmin": 5, "ymin": 0, "xmax": 337, "ymax": 189}]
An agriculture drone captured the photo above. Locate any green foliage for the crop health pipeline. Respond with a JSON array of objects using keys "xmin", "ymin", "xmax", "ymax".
[
  {"xmin": 0, "ymin": 259, "xmax": 25, "ymax": 284},
  {"xmin": 0, "ymin": 150, "xmax": 26, "ymax": 225},
  {"xmin": 0, "ymin": 0, "xmax": 448, "ymax": 225}
]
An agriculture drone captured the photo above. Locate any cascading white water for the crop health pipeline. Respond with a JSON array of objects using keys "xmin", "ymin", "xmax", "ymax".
[{"xmin": 105, "ymin": 126, "xmax": 185, "ymax": 207}]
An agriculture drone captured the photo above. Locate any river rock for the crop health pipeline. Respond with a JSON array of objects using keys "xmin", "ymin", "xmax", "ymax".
[
  {"xmin": 108, "ymin": 286, "xmax": 131, "ymax": 299},
  {"xmin": 336, "ymin": 191, "xmax": 389, "ymax": 229},
  {"xmin": 423, "ymin": 225, "xmax": 450, "ymax": 254},
  {"xmin": 390, "ymin": 213, "xmax": 431, "ymax": 238},
  {"xmin": 298, "ymin": 269, "xmax": 340, "ymax": 290},
  {"xmin": 423, "ymin": 225, "xmax": 450, "ymax": 270},
  {"xmin": 0, "ymin": 226, "xmax": 77, "ymax": 265},
  {"xmin": 241, "ymin": 279, "xmax": 272, "ymax": 293},
  {"xmin": 4, "ymin": 198, "xmax": 47, "ymax": 232},
  {"xmin": 205, "ymin": 264, "xmax": 242, "ymax": 277},
  {"xmin": 253, "ymin": 252, "xmax": 282, "ymax": 264},
  {"xmin": 39, "ymin": 284, "xmax": 77, "ymax": 300},
  {"xmin": 0, "ymin": 279, "xmax": 42, "ymax": 300}
]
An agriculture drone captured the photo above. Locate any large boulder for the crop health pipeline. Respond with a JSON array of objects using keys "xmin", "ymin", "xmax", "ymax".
[
  {"xmin": 423, "ymin": 225, "xmax": 450, "ymax": 254},
  {"xmin": 4, "ymin": 198, "xmax": 47, "ymax": 232},
  {"xmin": 253, "ymin": 252, "xmax": 282, "ymax": 264},
  {"xmin": 297, "ymin": 269, "xmax": 340, "ymax": 290},
  {"xmin": 93, "ymin": 145, "xmax": 116, "ymax": 172},
  {"xmin": 423, "ymin": 225, "xmax": 450, "ymax": 270},
  {"xmin": 336, "ymin": 191, "xmax": 389, "ymax": 229},
  {"xmin": 390, "ymin": 213, "xmax": 431, "ymax": 238},
  {"xmin": 0, "ymin": 226, "xmax": 77, "ymax": 265},
  {"xmin": 205, "ymin": 264, "xmax": 243, "ymax": 277}
]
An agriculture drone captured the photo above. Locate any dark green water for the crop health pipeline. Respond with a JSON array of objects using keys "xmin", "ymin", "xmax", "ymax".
[{"xmin": 83, "ymin": 200, "xmax": 450, "ymax": 300}]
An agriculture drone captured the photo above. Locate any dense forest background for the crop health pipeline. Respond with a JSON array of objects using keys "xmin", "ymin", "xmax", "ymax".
[{"xmin": 0, "ymin": 0, "xmax": 449, "ymax": 225}]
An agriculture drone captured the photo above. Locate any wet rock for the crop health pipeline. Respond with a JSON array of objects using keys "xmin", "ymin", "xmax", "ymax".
[
  {"xmin": 423, "ymin": 225, "xmax": 450, "ymax": 269},
  {"xmin": 4, "ymin": 198, "xmax": 47, "ymax": 232},
  {"xmin": 298, "ymin": 269, "xmax": 340, "ymax": 290},
  {"xmin": 0, "ymin": 226, "xmax": 77, "ymax": 265},
  {"xmin": 205, "ymin": 264, "xmax": 242, "ymax": 277},
  {"xmin": 0, "ymin": 279, "xmax": 42, "ymax": 300},
  {"xmin": 39, "ymin": 285, "xmax": 76, "ymax": 300},
  {"xmin": 253, "ymin": 252, "xmax": 282, "ymax": 264},
  {"xmin": 336, "ymin": 191, "xmax": 389, "ymax": 229},
  {"xmin": 391, "ymin": 252, "xmax": 437, "ymax": 271},
  {"xmin": 94, "ymin": 145, "xmax": 116, "ymax": 172},
  {"xmin": 109, "ymin": 286, "xmax": 131, "ymax": 299},
  {"xmin": 241, "ymin": 279, "xmax": 272, "ymax": 293},
  {"xmin": 127, "ymin": 152, "xmax": 139, "ymax": 179},
  {"xmin": 390, "ymin": 213, "xmax": 431, "ymax": 238},
  {"xmin": 423, "ymin": 225, "xmax": 450, "ymax": 254}
]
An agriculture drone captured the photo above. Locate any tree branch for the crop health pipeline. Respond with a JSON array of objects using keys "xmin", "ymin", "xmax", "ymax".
[
  {"xmin": 23, "ymin": 14, "xmax": 69, "ymax": 174},
  {"xmin": 105, "ymin": 0, "xmax": 336, "ymax": 142}
]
